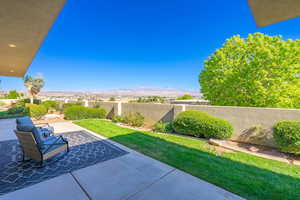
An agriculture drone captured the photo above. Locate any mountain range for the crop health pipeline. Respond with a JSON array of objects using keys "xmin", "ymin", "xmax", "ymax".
[{"xmin": 39, "ymin": 86, "xmax": 201, "ymax": 97}]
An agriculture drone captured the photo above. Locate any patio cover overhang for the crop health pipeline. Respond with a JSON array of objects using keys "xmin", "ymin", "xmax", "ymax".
[
  {"xmin": 248, "ymin": 0, "xmax": 300, "ymax": 27},
  {"xmin": 0, "ymin": 0, "xmax": 66, "ymax": 78}
]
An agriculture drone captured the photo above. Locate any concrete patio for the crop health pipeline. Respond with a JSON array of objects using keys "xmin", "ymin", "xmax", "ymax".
[{"xmin": 0, "ymin": 119, "xmax": 244, "ymax": 200}]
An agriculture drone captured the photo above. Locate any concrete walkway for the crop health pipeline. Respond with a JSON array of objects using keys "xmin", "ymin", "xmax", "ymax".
[{"xmin": 0, "ymin": 119, "xmax": 244, "ymax": 200}]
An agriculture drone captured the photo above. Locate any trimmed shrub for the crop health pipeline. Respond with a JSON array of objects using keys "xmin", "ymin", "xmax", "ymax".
[
  {"xmin": 112, "ymin": 115, "xmax": 124, "ymax": 123},
  {"xmin": 42, "ymin": 100, "xmax": 59, "ymax": 111},
  {"xmin": 62, "ymin": 102, "xmax": 82, "ymax": 111},
  {"xmin": 16, "ymin": 98, "xmax": 31, "ymax": 107},
  {"xmin": 26, "ymin": 104, "xmax": 47, "ymax": 120},
  {"xmin": 123, "ymin": 112, "xmax": 144, "ymax": 127},
  {"xmin": 7, "ymin": 106, "xmax": 28, "ymax": 115},
  {"xmin": 153, "ymin": 121, "xmax": 174, "ymax": 133},
  {"xmin": 173, "ymin": 110, "xmax": 233, "ymax": 139},
  {"xmin": 85, "ymin": 107, "xmax": 106, "ymax": 119},
  {"xmin": 64, "ymin": 105, "xmax": 106, "ymax": 120},
  {"xmin": 273, "ymin": 120, "xmax": 300, "ymax": 155}
]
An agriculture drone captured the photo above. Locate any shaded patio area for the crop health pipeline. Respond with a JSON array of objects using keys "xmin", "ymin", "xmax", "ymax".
[
  {"xmin": 0, "ymin": 130, "xmax": 127, "ymax": 195},
  {"xmin": 0, "ymin": 119, "xmax": 244, "ymax": 200}
]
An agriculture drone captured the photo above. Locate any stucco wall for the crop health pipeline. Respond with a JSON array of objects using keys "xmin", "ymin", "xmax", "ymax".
[
  {"xmin": 120, "ymin": 103, "xmax": 300, "ymax": 147},
  {"xmin": 121, "ymin": 103, "xmax": 177, "ymax": 125},
  {"xmin": 63, "ymin": 100, "xmax": 300, "ymax": 147},
  {"xmin": 88, "ymin": 101, "xmax": 118, "ymax": 119},
  {"xmin": 186, "ymin": 105, "xmax": 300, "ymax": 147}
]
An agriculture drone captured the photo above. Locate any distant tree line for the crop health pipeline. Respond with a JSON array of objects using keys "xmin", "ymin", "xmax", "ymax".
[
  {"xmin": 176, "ymin": 94, "xmax": 193, "ymax": 100},
  {"xmin": 130, "ymin": 96, "xmax": 165, "ymax": 103},
  {"xmin": 0, "ymin": 90, "xmax": 23, "ymax": 99}
]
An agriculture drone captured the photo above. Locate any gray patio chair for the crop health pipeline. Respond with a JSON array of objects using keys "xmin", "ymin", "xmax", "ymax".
[
  {"xmin": 16, "ymin": 116, "xmax": 54, "ymax": 137},
  {"xmin": 14, "ymin": 124, "xmax": 69, "ymax": 167}
]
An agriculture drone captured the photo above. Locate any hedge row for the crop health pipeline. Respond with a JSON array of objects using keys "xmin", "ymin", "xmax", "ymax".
[
  {"xmin": 64, "ymin": 105, "xmax": 106, "ymax": 120},
  {"xmin": 172, "ymin": 110, "xmax": 233, "ymax": 139},
  {"xmin": 26, "ymin": 104, "xmax": 47, "ymax": 120},
  {"xmin": 42, "ymin": 100, "xmax": 59, "ymax": 111}
]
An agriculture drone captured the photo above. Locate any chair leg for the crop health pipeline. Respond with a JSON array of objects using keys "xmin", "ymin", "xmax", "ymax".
[
  {"xmin": 20, "ymin": 148, "xmax": 26, "ymax": 162},
  {"xmin": 39, "ymin": 154, "xmax": 44, "ymax": 167},
  {"xmin": 66, "ymin": 142, "xmax": 70, "ymax": 153}
]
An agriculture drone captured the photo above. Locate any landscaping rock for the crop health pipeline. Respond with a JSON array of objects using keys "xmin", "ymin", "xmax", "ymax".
[{"xmin": 249, "ymin": 146, "xmax": 259, "ymax": 152}]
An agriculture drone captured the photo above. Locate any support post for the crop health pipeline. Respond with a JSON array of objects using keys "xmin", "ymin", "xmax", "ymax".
[
  {"xmin": 84, "ymin": 100, "xmax": 89, "ymax": 107},
  {"xmin": 117, "ymin": 102, "xmax": 122, "ymax": 116}
]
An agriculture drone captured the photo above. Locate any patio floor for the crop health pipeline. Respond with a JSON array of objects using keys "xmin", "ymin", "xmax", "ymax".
[{"xmin": 0, "ymin": 119, "xmax": 244, "ymax": 200}]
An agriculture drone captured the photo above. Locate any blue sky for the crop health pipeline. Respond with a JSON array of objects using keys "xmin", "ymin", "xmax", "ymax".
[{"xmin": 1, "ymin": 0, "xmax": 299, "ymax": 92}]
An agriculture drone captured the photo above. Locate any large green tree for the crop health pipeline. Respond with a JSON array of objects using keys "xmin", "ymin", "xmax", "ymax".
[
  {"xmin": 176, "ymin": 94, "xmax": 193, "ymax": 100},
  {"xmin": 199, "ymin": 33, "xmax": 300, "ymax": 108}
]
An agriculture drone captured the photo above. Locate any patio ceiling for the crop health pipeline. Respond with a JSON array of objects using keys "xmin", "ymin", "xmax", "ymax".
[
  {"xmin": 248, "ymin": 0, "xmax": 300, "ymax": 27},
  {"xmin": 0, "ymin": 0, "xmax": 66, "ymax": 78}
]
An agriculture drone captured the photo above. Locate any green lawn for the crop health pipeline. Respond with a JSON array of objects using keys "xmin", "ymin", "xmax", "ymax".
[
  {"xmin": 75, "ymin": 120, "xmax": 300, "ymax": 200},
  {"xmin": 0, "ymin": 111, "xmax": 25, "ymax": 119}
]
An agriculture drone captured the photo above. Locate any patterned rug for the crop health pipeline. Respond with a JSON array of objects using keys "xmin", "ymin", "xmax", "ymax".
[{"xmin": 0, "ymin": 131, "xmax": 128, "ymax": 195}]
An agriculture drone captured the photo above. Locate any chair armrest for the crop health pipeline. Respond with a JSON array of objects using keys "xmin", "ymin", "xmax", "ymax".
[
  {"xmin": 34, "ymin": 123, "xmax": 50, "ymax": 128},
  {"xmin": 59, "ymin": 136, "xmax": 68, "ymax": 144},
  {"xmin": 35, "ymin": 124, "xmax": 55, "ymax": 136},
  {"xmin": 42, "ymin": 136, "xmax": 68, "ymax": 153}
]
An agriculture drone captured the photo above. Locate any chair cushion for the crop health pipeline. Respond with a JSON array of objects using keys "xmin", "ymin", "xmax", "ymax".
[
  {"xmin": 42, "ymin": 136, "xmax": 63, "ymax": 144},
  {"xmin": 39, "ymin": 128, "xmax": 54, "ymax": 137},
  {"xmin": 32, "ymin": 127, "xmax": 44, "ymax": 145},
  {"xmin": 16, "ymin": 124, "xmax": 34, "ymax": 132},
  {"xmin": 16, "ymin": 117, "xmax": 34, "ymax": 126}
]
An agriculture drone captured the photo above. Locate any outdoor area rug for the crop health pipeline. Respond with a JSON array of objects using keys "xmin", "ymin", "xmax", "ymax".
[{"xmin": 0, "ymin": 131, "xmax": 128, "ymax": 195}]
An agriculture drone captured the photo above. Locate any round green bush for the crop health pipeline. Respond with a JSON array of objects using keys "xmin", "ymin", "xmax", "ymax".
[
  {"xmin": 112, "ymin": 115, "xmax": 124, "ymax": 123},
  {"xmin": 273, "ymin": 120, "xmax": 300, "ymax": 155},
  {"xmin": 26, "ymin": 104, "xmax": 47, "ymax": 120},
  {"xmin": 7, "ymin": 106, "xmax": 28, "ymax": 114},
  {"xmin": 62, "ymin": 102, "xmax": 83, "ymax": 111},
  {"xmin": 64, "ymin": 105, "xmax": 106, "ymax": 120},
  {"xmin": 173, "ymin": 110, "xmax": 233, "ymax": 139}
]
